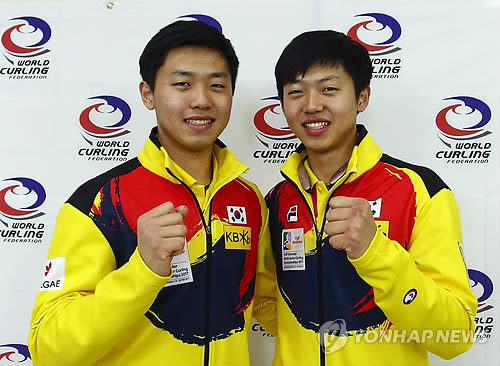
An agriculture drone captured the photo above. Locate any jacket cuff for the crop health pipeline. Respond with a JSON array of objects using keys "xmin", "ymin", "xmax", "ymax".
[
  {"xmin": 129, "ymin": 248, "xmax": 172, "ymax": 288},
  {"xmin": 348, "ymin": 228, "xmax": 386, "ymax": 269}
]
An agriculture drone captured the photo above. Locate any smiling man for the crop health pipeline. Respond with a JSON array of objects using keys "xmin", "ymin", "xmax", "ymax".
[
  {"xmin": 254, "ymin": 30, "xmax": 477, "ymax": 366},
  {"xmin": 28, "ymin": 20, "xmax": 269, "ymax": 366}
]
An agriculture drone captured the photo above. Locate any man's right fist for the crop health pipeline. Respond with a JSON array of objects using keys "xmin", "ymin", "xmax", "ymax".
[{"xmin": 136, "ymin": 201, "xmax": 188, "ymax": 277}]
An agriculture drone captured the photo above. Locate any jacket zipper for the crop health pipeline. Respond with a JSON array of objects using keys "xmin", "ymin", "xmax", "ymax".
[
  {"xmin": 281, "ymin": 172, "xmax": 325, "ymax": 366},
  {"xmin": 282, "ymin": 170, "xmax": 352, "ymax": 366},
  {"xmin": 318, "ymin": 198, "xmax": 331, "ymax": 366},
  {"xmin": 165, "ymin": 168, "xmax": 213, "ymax": 366},
  {"xmin": 203, "ymin": 213, "xmax": 212, "ymax": 366}
]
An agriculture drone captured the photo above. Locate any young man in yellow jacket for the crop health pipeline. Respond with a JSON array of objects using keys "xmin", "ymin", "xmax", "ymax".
[
  {"xmin": 254, "ymin": 29, "xmax": 477, "ymax": 366},
  {"xmin": 29, "ymin": 20, "xmax": 269, "ymax": 366}
]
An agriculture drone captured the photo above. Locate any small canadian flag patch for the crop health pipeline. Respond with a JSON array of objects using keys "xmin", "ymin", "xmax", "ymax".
[{"xmin": 40, "ymin": 257, "xmax": 65, "ymax": 291}]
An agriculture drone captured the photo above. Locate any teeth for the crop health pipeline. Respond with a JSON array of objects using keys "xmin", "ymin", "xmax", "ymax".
[
  {"xmin": 304, "ymin": 121, "xmax": 329, "ymax": 129},
  {"xmin": 185, "ymin": 119, "xmax": 213, "ymax": 125}
]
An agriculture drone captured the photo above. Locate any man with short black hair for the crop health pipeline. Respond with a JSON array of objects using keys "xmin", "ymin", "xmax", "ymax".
[
  {"xmin": 29, "ymin": 20, "xmax": 269, "ymax": 366},
  {"xmin": 254, "ymin": 29, "xmax": 477, "ymax": 366}
]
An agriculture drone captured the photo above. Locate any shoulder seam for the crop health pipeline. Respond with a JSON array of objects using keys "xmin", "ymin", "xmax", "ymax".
[
  {"xmin": 380, "ymin": 154, "xmax": 449, "ymax": 198},
  {"xmin": 67, "ymin": 158, "xmax": 142, "ymax": 215}
]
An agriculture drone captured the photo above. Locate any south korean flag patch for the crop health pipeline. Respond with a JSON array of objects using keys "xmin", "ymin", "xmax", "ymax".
[
  {"xmin": 368, "ymin": 198, "xmax": 382, "ymax": 219},
  {"xmin": 227, "ymin": 206, "xmax": 247, "ymax": 224}
]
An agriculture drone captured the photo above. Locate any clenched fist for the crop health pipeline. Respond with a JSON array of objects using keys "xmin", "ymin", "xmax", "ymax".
[
  {"xmin": 137, "ymin": 201, "xmax": 188, "ymax": 277},
  {"xmin": 324, "ymin": 196, "xmax": 377, "ymax": 259}
]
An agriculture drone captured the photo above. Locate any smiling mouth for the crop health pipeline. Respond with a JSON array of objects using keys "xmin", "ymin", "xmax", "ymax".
[
  {"xmin": 303, "ymin": 121, "xmax": 330, "ymax": 129},
  {"xmin": 184, "ymin": 119, "xmax": 214, "ymax": 126}
]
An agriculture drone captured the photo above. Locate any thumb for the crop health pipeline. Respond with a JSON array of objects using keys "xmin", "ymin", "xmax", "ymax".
[{"xmin": 175, "ymin": 205, "xmax": 188, "ymax": 218}]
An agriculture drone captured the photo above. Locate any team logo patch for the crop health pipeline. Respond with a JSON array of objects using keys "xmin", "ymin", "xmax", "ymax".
[
  {"xmin": 226, "ymin": 205, "xmax": 247, "ymax": 224},
  {"xmin": 368, "ymin": 198, "xmax": 382, "ymax": 218},
  {"xmin": 224, "ymin": 225, "xmax": 251, "ymax": 250},
  {"xmin": 287, "ymin": 204, "xmax": 298, "ymax": 222},
  {"xmin": 403, "ymin": 289, "xmax": 417, "ymax": 305},
  {"xmin": 40, "ymin": 257, "xmax": 65, "ymax": 291}
]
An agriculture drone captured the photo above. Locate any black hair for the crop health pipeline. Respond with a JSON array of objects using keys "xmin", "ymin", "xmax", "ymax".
[
  {"xmin": 275, "ymin": 30, "xmax": 372, "ymax": 101},
  {"xmin": 139, "ymin": 20, "xmax": 239, "ymax": 94}
]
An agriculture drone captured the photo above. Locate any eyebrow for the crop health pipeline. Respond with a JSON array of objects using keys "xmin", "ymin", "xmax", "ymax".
[
  {"xmin": 171, "ymin": 70, "xmax": 229, "ymax": 79},
  {"xmin": 290, "ymin": 74, "xmax": 341, "ymax": 84}
]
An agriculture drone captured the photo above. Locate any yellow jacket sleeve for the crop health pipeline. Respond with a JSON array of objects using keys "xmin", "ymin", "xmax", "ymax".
[
  {"xmin": 350, "ymin": 186, "xmax": 477, "ymax": 360},
  {"xmin": 28, "ymin": 203, "xmax": 169, "ymax": 366}
]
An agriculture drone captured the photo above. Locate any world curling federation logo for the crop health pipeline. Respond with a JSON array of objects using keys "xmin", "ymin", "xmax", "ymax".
[
  {"xmin": 253, "ymin": 96, "xmax": 299, "ymax": 164},
  {"xmin": 0, "ymin": 16, "xmax": 52, "ymax": 80},
  {"xmin": 0, "ymin": 343, "xmax": 31, "ymax": 364},
  {"xmin": 347, "ymin": 13, "xmax": 402, "ymax": 80},
  {"xmin": 0, "ymin": 177, "xmax": 46, "ymax": 244},
  {"xmin": 435, "ymin": 96, "xmax": 492, "ymax": 165},
  {"xmin": 78, "ymin": 95, "xmax": 132, "ymax": 163},
  {"xmin": 468, "ymin": 269, "xmax": 494, "ymax": 342},
  {"xmin": 176, "ymin": 14, "xmax": 223, "ymax": 32}
]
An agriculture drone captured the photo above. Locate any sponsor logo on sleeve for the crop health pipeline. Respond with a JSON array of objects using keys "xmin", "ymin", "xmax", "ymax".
[
  {"xmin": 40, "ymin": 257, "xmax": 65, "ymax": 291},
  {"xmin": 403, "ymin": 289, "xmax": 417, "ymax": 305}
]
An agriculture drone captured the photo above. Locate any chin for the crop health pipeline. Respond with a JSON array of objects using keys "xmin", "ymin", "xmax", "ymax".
[
  {"xmin": 185, "ymin": 141, "xmax": 214, "ymax": 152},
  {"xmin": 303, "ymin": 141, "xmax": 330, "ymax": 152}
]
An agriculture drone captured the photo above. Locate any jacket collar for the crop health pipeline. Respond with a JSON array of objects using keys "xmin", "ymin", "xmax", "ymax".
[
  {"xmin": 138, "ymin": 127, "xmax": 249, "ymax": 190},
  {"xmin": 281, "ymin": 124, "xmax": 382, "ymax": 191}
]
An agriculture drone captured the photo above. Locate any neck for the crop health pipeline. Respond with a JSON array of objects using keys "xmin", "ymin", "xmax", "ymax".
[
  {"xmin": 307, "ymin": 142, "xmax": 355, "ymax": 183},
  {"xmin": 161, "ymin": 142, "xmax": 213, "ymax": 186},
  {"xmin": 179, "ymin": 151, "xmax": 213, "ymax": 186}
]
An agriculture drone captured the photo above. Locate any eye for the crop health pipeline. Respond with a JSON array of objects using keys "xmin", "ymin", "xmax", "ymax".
[
  {"xmin": 173, "ymin": 81, "xmax": 190, "ymax": 87},
  {"xmin": 322, "ymin": 86, "xmax": 338, "ymax": 92},
  {"xmin": 287, "ymin": 89, "xmax": 302, "ymax": 95},
  {"xmin": 211, "ymin": 83, "xmax": 226, "ymax": 89}
]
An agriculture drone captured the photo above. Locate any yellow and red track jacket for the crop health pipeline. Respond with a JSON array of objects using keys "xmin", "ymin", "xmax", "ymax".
[
  {"xmin": 254, "ymin": 125, "xmax": 477, "ymax": 366},
  {"xmin": 29, "ymin": 127, "xmax": 270, "ymax": 366}
]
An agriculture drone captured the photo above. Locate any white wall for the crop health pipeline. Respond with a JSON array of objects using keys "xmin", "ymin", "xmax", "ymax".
[{"xmin": 0, "ymin": 1, "xmax": 498, "ymax": 365}]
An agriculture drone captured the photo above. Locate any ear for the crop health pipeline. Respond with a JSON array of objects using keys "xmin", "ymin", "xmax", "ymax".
[
  {"xmin": 357, "ymin": 86, "xmax": 371, "ymax": 113},
  {"xmin": 139, "ymin": 81, "xmax": 155, "ymax": 110}
]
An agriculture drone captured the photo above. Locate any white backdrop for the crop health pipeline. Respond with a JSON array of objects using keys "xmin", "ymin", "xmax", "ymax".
[{"xmin": 0, "ymin": 1, "xmax": 498, "ymax": 365}]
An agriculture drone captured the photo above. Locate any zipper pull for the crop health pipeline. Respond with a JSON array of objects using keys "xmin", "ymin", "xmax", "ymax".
[{"xmin": 206, "ymin": 226, "xmax": 211, "ymax": 236}]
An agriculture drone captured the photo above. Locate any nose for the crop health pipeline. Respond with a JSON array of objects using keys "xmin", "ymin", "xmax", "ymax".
[
  {"xmin": 303, "ymin": 91, "xmax": 323, "ymax": 114},
  {"xmin": 190, "ymin": 86, "xmax": 212, "ymax": 109}
]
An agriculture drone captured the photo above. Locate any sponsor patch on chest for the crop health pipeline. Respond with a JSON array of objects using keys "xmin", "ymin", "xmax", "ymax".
[
  {"xmin": 282, "ymin": 228, "xmax": 305, "ymax": 271},
  {"xmin": 286, "ymin": 204, "xmax": 298, "ymax": 222},
  {"xmin": 224, "ymin": 225, "xmax": 251, "ymax": 250}
]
